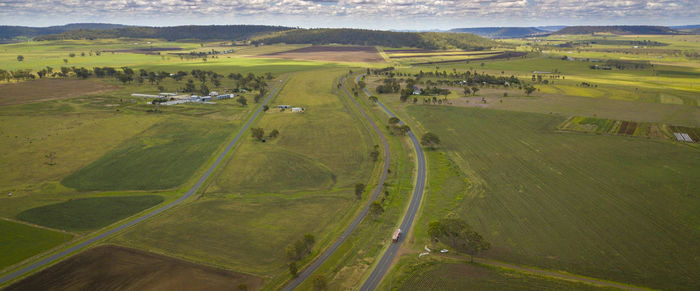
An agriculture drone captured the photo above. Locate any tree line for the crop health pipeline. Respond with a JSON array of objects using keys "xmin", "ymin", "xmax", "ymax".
[{"xmin": 33, "ymin": 25, "xmax": 294, "ymax": 41}]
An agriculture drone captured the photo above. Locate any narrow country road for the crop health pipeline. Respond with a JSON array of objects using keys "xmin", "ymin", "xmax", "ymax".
[
  {"xmin": 282, "ymin": 76, "xmax": 391, "ymax": 290},
  {"xmin": 0, "ymin": 77, "xmax": 289, "ymax": 286},
  {"xmin": 356, "ymin": 74, "xmax": 427, "ymax": 291}
]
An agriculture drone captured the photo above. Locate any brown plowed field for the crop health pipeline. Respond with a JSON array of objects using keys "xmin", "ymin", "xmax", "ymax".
[
  {"xmin": 261, "ymin": 45, "xmax": 384, "ymax": 62},
  {"xmin": 0, "ymin": 79, "xmax": 120, "ymax": 106},
  {"xmin": 6, "ymin": 245, "xmax": 263, "ymax": 291}
]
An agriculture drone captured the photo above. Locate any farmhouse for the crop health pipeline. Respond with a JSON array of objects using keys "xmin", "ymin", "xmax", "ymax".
[
  {"xmin": 412, "ymin": 86, "xmax": 421, "ymax": 95},
  {"xmin": 291, "ymin": 107, "xmax": 304, "ymax": 113}
]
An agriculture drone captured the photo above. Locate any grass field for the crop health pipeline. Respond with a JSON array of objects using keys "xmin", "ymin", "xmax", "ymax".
[
  {"xmin": 16, "ymin": 195, "xmax": 164, "ymax": 231},
  {"xmin": 406, "ymin": 106, "xmax": 700, "ymax": 289},
  {"xmin": 390, "ymin": 260, "xmax": 608, "ymax": 290},
  {"xmin": 112, "ymin": 194, "xmax": 354, "ymax": 275},
  {"xmin": 61, "ymin": 118, "xmax": 232, "ymax": 191},
  {"xmin": 5, "ymin": 245, "xmax": 263, "ymax": 291},
  {"xmin": 0, "ymin": 219, "xmax": 72, "ymax": 270}
]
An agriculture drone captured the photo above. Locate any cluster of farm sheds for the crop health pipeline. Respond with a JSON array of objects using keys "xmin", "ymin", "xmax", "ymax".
[{"xmin": 131, "ymin": 92, "xmax": 232, "ymax": 105}]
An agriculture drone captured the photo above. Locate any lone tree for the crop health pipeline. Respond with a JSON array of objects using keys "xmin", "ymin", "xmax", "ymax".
[
  {"xmin": 251, "ymin": 128, "xmax": 265, "ymax": 141},
  {"xmin": 16, "ymin": 55, "xmax": 24, "ymax": 62},
  {"xmin": 268, "ymin": 129, "xmax": 279, "ymax": 139},
  {"xmin": 368, "ymin": 96, "xmax": 378, "ymax": 103},
  {"xmin": 369, "ymin": 200, "xmax": 384, "ymax": 220},
  {"xmin": 420, "ymin": 132, "xmax": 441, "ymax": 148},
  {"xmin": 524, "ymin": 85, "xmax": 536, "ymax": 96},
  {"xmin": 355, "ymin": 183, "xmax": 366, "ymax": 200},
  {"xmin": 236, "ymin": 96, "xmax": 247, "ymax": 106},
  {"xmin": 303, "ymin": 233, "xmax": 315, "ymax": 253},
  {"xmin": 388, "ymin": 117, "xmax": 400, "ymax": 125}
]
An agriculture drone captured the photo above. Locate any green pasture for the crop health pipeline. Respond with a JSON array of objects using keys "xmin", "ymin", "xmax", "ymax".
[
  {"xmin": 16, "ymin": 195, "xmax": 164, "ymax": 232},
  {"xmin": 209, "ymin": 68, "xmax": 374, "ymax": 195},
  {"xmin": 62, "ymin": 117, "xmax": 232, "ymax": 191},
  {"xmin": 111, "ymin": 194, "xmax": 354, "ymax": 275},
  {"xmin": 406, "ymin": 105, "xmax": 700, "ymax": 290},
  {"xmin": 0, "ymin": 219, "xmax": 72, "ymax": 270}
]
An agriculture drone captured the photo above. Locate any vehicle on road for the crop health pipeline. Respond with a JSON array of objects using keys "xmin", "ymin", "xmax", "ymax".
[{"xmin": 392, "ymin": 228, "xmax": 402, "ymax": 242}]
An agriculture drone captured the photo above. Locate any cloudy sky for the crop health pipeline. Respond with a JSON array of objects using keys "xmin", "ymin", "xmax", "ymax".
[{"xmin": 0, "ymin": 0, "xmax": 697, "ymax": 29}]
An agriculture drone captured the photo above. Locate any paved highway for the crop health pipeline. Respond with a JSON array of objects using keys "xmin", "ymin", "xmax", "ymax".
[
  {"xmin": 355, "ymin": 74, "xmax": 427, "ymax": 291},
  {"xmin": 282, "ymin": 77, "xmax": 391, "ymax": 290},
  {"xmin": 0, "ymin": 77, "xmax": 288, "ymax": 286}
]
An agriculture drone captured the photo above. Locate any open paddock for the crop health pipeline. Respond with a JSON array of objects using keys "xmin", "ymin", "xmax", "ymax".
[
  {"xmin": 260, "ymin": 45, "xmax": 385, "ymax": 63},
  {"xmin": 0, "ymin": 79, "xmax": 120, "ymax": 106},
  {"xmin": 6, "ymin": 245, "xmax": 263, "ymax": 291}
]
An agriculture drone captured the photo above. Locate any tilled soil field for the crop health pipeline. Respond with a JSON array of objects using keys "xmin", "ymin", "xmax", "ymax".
[
  {"xmin": 261, "ymin": 45, "xmax": 385, "ymax": 62},
  {"xmin": 0, "ymin": 79, "xmax": 120, "ymax": 106},
  {"xmin": 6, "ymin": 245, "xmax": 263, "ymax": 291}
]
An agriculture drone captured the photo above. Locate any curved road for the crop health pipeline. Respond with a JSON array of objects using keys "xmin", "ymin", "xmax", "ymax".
[
  {"xmin": 0, "ymin": 77, "xmax": 288, "ymax": 286},
  {"xmin": 356, "ymin": 74, "xmax": 427, "ymax": 291},
  {"xmin": 282, "ymin": 76, "xmax": 391, "ymax": 290}
]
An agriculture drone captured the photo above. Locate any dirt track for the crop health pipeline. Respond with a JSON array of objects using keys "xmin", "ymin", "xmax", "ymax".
[
  {"xmin": 0, "ymin": 79, "xmax": 120, "ymax": 106},
  {"xmin": 261, "ymin": 46, "xmax": 385, "ymax": 62},
  {"xmin": 5, "ymin": 245, "xmax": 263, "ymax": 291}
]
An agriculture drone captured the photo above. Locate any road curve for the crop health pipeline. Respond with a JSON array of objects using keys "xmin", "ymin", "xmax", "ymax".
[
  {"xmin": 356, "ymin": 74, "xmax": 427, "ymax": 291},
  {"xmin": 0, "ymin": 77, "xmax": 289, "ymax": 286},
  {"xmin": 282, "ymin": 76, "xmax": 391, "ymax": 290}
]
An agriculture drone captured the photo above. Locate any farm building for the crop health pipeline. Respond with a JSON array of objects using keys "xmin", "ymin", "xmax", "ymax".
[
  {"xmin": 277, "ymin": 105, "xmax": 291, "ymax": 109},
  {"xmin": 291, "ymin": 107, "xmax": 304, "ymax": 113},
  {"xmin": 216, "ymin": 94, "xmax": 234, "ymax": 100}
]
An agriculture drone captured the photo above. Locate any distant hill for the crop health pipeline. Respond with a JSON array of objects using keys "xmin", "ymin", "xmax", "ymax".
[
  {"xmin": 0, "ymin": 23, "xmax": 129, "ymax": 39},
  {"xmin": 449, "ymin": 27, "xmax": 547, "ymax": 39},
  {"xmin": 33, "ymin": 25, "xmax": 295, "ymax": 41},
  {"xmin": 553, "ymin": 26, "xmax": 679, "ymax": 35},
  {"xmin": 252, "ymin": 28, "xmax": 497, "ymax": 50},
  {"xmin": 669, "ymin": 25, "xmax": 700, "ymax": 30},
  {"xmin": 536, "ymin": 26, "xmax": 567, "ymax": 32}
]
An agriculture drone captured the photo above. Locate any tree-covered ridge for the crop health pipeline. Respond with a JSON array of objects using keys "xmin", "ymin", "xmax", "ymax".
[
  {"xmin": 33, "ymin": 25, "xmax": 295, "ymax": 41},
  {"xmin": 553, "ymin": 26, "xmax": 680, "ymax": 35},
  {"xmin": 253, "ymin": 29, "xmax": 497, "ymax": 50},
  {"xmin": 0, "ymin": 23, "xmax": 129, "ymax": 39}
]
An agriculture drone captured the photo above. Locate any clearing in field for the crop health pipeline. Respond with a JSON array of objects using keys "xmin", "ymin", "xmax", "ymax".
[
  {"xmin": 16, "ymin": 195, "xmax": 164, "ymax": 232},
  {"xmin": 0, "ymin": 79, "xmax": 120, "ymax": 106},
  {"xmin": 408, "ymin": 106, "xmax": 700, "ymax": 290},
  {"xmin": 0, "ymin": 219, "xmax": 72, "ymax": 270},
  {"xmin": 5, "ymin": 245, "xmax": 263, "ymax": 291},
  {"xmin": 260, "ymin": 46, "xmax": 385, "ymax": 63}
]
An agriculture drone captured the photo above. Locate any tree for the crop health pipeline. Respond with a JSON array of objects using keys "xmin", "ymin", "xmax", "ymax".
[
  {"xmin": 427, "ymin": 220, "xmax": 443, "ymax": 243},
  {"xmin": 420, "ymin": 132, "xmax": 440, "ymax": 148},
  {"xmin": 251, "ymin": 127, "xmax": 265, "ymax": 141},
  {"xmin": 303, "ymin": 233, "xmax": 315, "ymax": 253},
  {"xmin": 268, "ymin": 129, "xmax": 279, "ymax": 139},
  {"xmin": 199, "ymin": 84, "xmax": 210, "ymax": 96},
  {"xmin": 388, "ymin": 117, "xmax": 400, "ymax": 125},
  {"xmin": 369, "ymin": 201, "xmax": 384, "ymax": 219},
  {"xmin": 357, "ymin": 80, "xmax": 366, "ymax": 89},
  {"xmin": 312, "ymin": 274, "xmax": 328, "ymax": 291},
  {"xmin": 471, "ymin": 86, "xmax": 479, "ymax": 96},
  {"xmin": 370, "ymin": 144, "xmax": 380, "ymax": 162},
  {"xmin": 288, "ymin": 262, "xmax": 298, "ymax": 277},
  {"xmin": 69, "ymin": 53, "xmax": 76, "ymax": 58},
  {"xmin": 355, "ymin": 183, "xmax": 366, "ymax": 200},
  {"xmin": 16, "ymin": 55, "xmax": 24, "ymax": 62},
  {"xmin": 463, "ymin": 87, "xmax": 471, "ymax": 96},
  {"xmin": 263, "ymin": 105, "xmax": 269, "ymax": 111},
  {"xmin": 524, "ymin": 85, "xmax": 536, "ymax": 96},
  {"xmin": 236, "ymin": 96, "xmax": 247, "ymax": 106},
  {"xmin": 463, "ymin": 229, "xmax": 491, "ymax": 262},
  {"xmin": 237, "ymin": 283, "xmax": 248, "ymax": 291},
  {"xmin": 368, "ymin": 96, "xmax": 378, "ymax": 103}
]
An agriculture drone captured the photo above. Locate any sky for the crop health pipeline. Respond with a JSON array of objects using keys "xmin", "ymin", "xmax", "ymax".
[{"xmin": 0, "ymin": 0, "xmax": 698, "ymax": 29}]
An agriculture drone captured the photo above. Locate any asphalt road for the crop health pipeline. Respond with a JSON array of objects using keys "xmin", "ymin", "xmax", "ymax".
[
  {"xmin": 282, "ymin": 77, "xmax": 391, "ymax": 291},
  {"xmin": 0, "ymin": 77, "xmax": 288, "ymax": 286},
  {"xmin": 356, "ymin": 74, "xmax": 427, "ymax": 291}
]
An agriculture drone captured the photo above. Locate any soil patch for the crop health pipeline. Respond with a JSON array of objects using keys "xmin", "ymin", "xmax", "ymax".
[
  {"xmin": 412, "ymin": 51, "xmax": 527, "ymax": 65},
  {"xmin": 0, "ymin": 79, "xmax": 120, "ymax": 106},
  {"xmin": 389, "ymin": 51, "xmax": 499, "ymax": 59},
  {"xmin": 6, "ymin": 245, "xmax": 264, "ymax": 291},
  {"xmin": 104, "ymin": 47, "xmax": 182, "ymax": 55},
  {"xmin": 261, "ymin": 46, "xmax": 384, "ymax": 62}
]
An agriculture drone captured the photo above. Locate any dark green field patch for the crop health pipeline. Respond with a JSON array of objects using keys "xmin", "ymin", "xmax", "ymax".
[
  {"xmin": 61, "ymin": 118, "xmax": 231, "ymax": 191},
  {"xmin": 16, "ymin": 195, "xmax": 163, "ymax": 231},
  {"xmin": 0, "ymin": 219, "xmax": 72, "ymax": 269}
]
